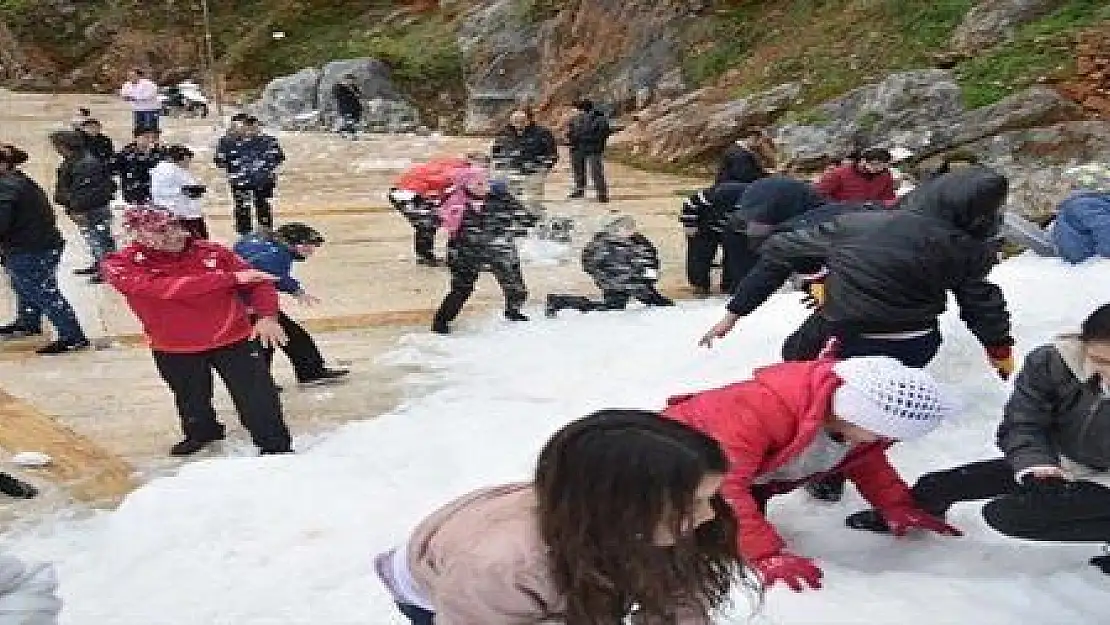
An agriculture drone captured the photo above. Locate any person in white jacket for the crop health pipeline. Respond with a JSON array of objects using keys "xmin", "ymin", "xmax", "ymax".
[
  {"xmin": 150, "ymin": 145, "xmax": 208, "ymax": 239},
  {"xmin": 119, "ymin": 69, "xmax": 161, "ymax": 131},
  {"xmin": 0, "ymin": 553, "xmax": 62, "ymax": 625}
]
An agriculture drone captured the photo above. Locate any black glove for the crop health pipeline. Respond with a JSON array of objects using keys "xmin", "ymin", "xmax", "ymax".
[
  {"xmin": 182, "ymin": 184, "xmax": 207, "ymax": 199},
  {"xmin": 0, "ymin": 472, "xmax": 38, "ymax": 499}
]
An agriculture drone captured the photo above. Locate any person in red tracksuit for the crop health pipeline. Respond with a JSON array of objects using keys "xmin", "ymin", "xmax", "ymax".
[
  {"xmin": 662, "ymin": 355, "xmax": 960, "ymax": 592},
  {"xmin": 102, "ymin": 206, "xmax": 293, "ymax": 457},
  {"xmin": 814, "ymin": 147, "xmax": 896, "ymax": 205}
]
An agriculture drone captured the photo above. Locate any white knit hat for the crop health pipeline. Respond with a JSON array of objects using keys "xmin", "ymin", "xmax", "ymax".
[{"xmin": 831, "ymin": 356, "xmax": 958, "ymax": 440}]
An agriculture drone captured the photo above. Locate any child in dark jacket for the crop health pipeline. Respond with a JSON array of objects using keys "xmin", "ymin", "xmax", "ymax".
[
  {"xmin": 545, "ymin": 216, "xmax": 673, "ymax": 316},
  {"xmin": 233, "ymin": 223, "xmax": 349, "ymax": 385}
]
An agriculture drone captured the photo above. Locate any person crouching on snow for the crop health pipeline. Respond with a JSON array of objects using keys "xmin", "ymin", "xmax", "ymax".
[
  {"xmin": 431, "ymin": 167, "xmax": 535, "ymax": 334},
  {"xmin": 846, "ymin": 302, "xmax": 1110, "ymax": 576},
  {"xmin": 376, "ymin": 409, "xmax": 753, "ymax": 624},
  {"xmin": 663, "ymin": 355, "xmax": 960, "ymax": 591},
  {"xmin": 102, "ymin": 206, "xmax": 293, "ymax": 456},
  {"xmin": 233, "ymin": 223, "xmax": 350, "ymax": 386},
  {"xmin": 545, "ymin": 215, "xmax": 674, "ymax": 316}
]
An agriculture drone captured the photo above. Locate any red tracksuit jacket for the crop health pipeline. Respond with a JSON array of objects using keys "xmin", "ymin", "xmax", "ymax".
[
  {"xmin": 815, "ymin": 164, "xmax": 896, "ymax": 204},
  {"xmin": 663, "ymin": 360, "xmax": 915, "ymax": 561},
  {"xmin": 102, "ymin": 240, "xmax": 279, "ymax": 353}
]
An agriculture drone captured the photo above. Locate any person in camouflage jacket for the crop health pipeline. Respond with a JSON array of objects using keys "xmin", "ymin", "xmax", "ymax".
[{"xmin": 545, "ymin": 216, "xmax": 674, "ymax": 316}]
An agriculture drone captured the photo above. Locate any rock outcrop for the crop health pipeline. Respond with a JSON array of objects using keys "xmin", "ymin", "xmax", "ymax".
[{"xmin": 949, "ymin": 0, "xmax": 1064, "ymax": 55}]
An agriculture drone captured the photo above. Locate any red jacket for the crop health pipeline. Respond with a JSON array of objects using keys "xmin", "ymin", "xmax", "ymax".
[
  {"xmin": 815, "ymin": 164, "xmax": 896, "ymax": 204},
  {"xmin": 102, "ymin": 240, "xmax": 279, "ymax": 353},
  {"xmin": 662, "ymin": 360, "xmax": 914, "ymax": 561}
]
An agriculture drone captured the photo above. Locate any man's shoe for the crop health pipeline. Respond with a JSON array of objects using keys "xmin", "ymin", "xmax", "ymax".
[
  {"xmin": 505, "ymin": 309, "xmax": 529, "ymax": 322},
  {"xmin": 36, "ymin": 338, "xmax": 91, "ymax": 355},
  {"xmin": 169, "ymin": 432, "xmax": 225, "ymax": 457},
  {"xmin": 597, "ymin": 196, "xmax": 610, "ymax": 203},
  {"xmin": 431, "ymin": 319, "xmax": 450, "ymax": 334},
  {"xmin": 545, "ymin": 295, "xmax": 561, "ymax": 318},
  {"xmin": 0, "ymin": 324, "xmax": 43, "ymax": 339},
  {"xmin": 416, "ymin": 255, "xmax": 442, "ymax": 267},
  {"xmin": 0, "ymin": 472, "xmax": 38, "ymax": 499},
  {"xmin": 73, "ymin": 265, "xmax": 98, "ymax": 276},
  {"xmin": 567, "ymin": 190, "xmax": 585, "ymax": 199},
  {"xmin": 299, "ymin": 368, "xmax": 350, "ymax": 386},
  {"xmin": 845, "ymin": 509, "xmax": 891, "ymax": 533}
]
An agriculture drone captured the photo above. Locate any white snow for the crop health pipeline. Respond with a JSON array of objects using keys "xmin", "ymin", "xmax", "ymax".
[{"xmin": 5, "ymin": 256, "xmax": 1110, "ymax": 624}]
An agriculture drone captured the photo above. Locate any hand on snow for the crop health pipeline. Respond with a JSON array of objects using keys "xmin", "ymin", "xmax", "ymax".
[
  {"xmin": 234, "ymin": 269, "xmax": 278, "ymax": 285},
  {"xmin": 752, "ymin": 552, "xmax": 823, "ymax": 592},
  {"xmin": 294, "ymin": 292, "xmax": 321, "ymax": 307},
  {"xmin": 880, "ymin": 506, "xmax": 962, "ymax": 538},
  {"xmin": 251, "ymin": 316, "xmax": 288, "ymax": 349},
  {"xmin": 985, "ymin": 345, "xmax": 1015, "ymax": 380},
  {"xmin": 699, "ymin": 313, "xmax": 740, "ymax": 349}
]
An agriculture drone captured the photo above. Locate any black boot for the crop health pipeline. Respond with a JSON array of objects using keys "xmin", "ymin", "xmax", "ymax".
[
  {"xmin": 0, "ymin": 472, "xmax": 38, "ymax": 498},
  {"xmin": 505, "ymin": 309, "xmax": 529, "ymax": 322},
  {"xmin": 170, "ymin": 429, "xmax": 226, "ymax": 456}
]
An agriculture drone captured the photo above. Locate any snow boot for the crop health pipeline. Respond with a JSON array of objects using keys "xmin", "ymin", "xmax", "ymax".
[
  {"xmin": 805, "ymin": 475, "xmax": 846, "ymax": 502},
  {"xmin": 505, "ymin": 309, "xmax": 529, "ymax": 322},
  {"xmin": 0, "ymin": 472, "xmax": 38, "ymax": 499},
  {"xmin": 845, "ymin": 509, "xmax": 890, "ymax": 533}
]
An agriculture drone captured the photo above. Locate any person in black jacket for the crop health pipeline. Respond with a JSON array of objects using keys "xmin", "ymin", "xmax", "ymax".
[
  {"xmin": 680, "ymin": 182, "xmax": 749, "ymax": 296},
  {"xmin": 332, "ymin": 74, "xmax": 363, "ymax": 136},
  {"xmin": 214, "ymin": 115, "xmax": 285, "ymax": 234},
  {"xmin": 49, "ymin": 130, "xmax": 117, "ymax": 284},
  {"xmin": 715, "ymin": 130, "xmax": 772, "ymax": 185},
  {"xmin": 491, "ymin": 110, "xmax": 558, "ymax": 218},
  {"xmin": 0, "ymin": 144, "xmax": 89, "ymax": 354},
  {"xmin": 545, "ymin": 216, "xmax": 673, "ymax": 316},
  {"xmin": 566, "ymin": 99, "xmax": 610, "ymax": 203},
  {"xmin": 431, "ymin": 170, "xmax": 536, "ymax": 334},
  {"xmin": 76, "ymin": 118, "xmax": 114, "ymax": 164},
  {"xmin": 112, "ymin": 126, "xmax": 164, "ymax": 205},
  {"xmin": 846, "ymin": 302, "xmax": 1110, "ymax": 576}
]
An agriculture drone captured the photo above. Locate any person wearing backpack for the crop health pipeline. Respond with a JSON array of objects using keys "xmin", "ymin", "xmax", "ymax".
[{"xmin": 566, "ymin": 99, "xmax": 611, "ymax": 203}]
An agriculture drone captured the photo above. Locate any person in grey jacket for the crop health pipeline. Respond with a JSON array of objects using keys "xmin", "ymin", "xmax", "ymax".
[
  {"xmin": 846, "ymin": 302, "xmax": 1110, "ymax": 575},
  {"xmin": 49, "ymin": 130, "xmax": 117, "ymax": 283},
  {"xmin": 0, "ymin": 552, "xmax": 62, "ymax": 624}
]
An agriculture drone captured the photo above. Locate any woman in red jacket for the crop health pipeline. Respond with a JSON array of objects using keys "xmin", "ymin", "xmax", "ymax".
[{"xmin": 663, "ymin": 355, "xmax": 960, "ymax": 592}]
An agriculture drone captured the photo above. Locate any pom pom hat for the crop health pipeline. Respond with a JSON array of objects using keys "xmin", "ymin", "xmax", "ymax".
[{"xmin": 831, "ymin": 356, "xmax": 959, "ymax": 441}]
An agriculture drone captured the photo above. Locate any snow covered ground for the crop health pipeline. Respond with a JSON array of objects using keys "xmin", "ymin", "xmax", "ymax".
[{"xmin": 4, "ymin": 255, "xmax": 1110, "ymax": 624}]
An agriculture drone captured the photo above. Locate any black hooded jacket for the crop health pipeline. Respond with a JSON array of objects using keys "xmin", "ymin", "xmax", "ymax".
[
  {"xmin": 725, "ymin": 177, "xmax": 826, "ymax": 243},
  {"xmin": 0, "ymin": 170, "xmax": 64, "ymax": 256},
  {"xmin": 726, "ymin": 167, "xmax": 1013, "ymax": 347},
  {"xmin": 715, "ymin": 145, "xmax": 767, "ymax": 185}
]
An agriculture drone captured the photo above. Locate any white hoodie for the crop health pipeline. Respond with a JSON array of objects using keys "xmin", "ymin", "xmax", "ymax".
[
  {"xmin": 0, "ymin": 553, "xmax": 61, "ymax": 624},
  {"xmin": 119, "ymin": 78, "xmax": 160, "ymax": 112},
  {"xmin": 150, "ymin": 161, "xmax": 204, "ymax": 219}
]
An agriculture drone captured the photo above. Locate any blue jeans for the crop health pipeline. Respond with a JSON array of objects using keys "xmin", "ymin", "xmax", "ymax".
[
  {"xmin": 395, "ymin": 603, "xmax": 434, "ymax": 625},
  {"xmin": 6, "ymin": 248, "xmax": 86, "ymax": 342},
  {"xmin": 76, "ymin": 206, "xmax": 116, "ymax": 264},
  {"xmin": 133, "ymin": 110, "xmax": 160, "ymax": 131}
]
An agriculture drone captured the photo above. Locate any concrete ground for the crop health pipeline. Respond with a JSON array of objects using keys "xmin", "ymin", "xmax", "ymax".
[{"xmin": 0, "ymin": 90, "xmax": 712, "ymax": 524}]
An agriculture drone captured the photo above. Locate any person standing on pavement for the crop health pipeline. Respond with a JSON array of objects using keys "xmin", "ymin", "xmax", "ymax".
[
  {"xmin": 75, "ymin": 118, "xmax": 115, "ymax": 164},
  {"xmin": 150, "ymin": 145, "xmax": 209, "ymax": 239},
  {"xmin": 680, "ymin": 182, "xmax": 750, "ymax": 296},
  {"xmin": 119, "ymin": 68, "xmax": 161, "ymax": 131},
  {"xmin": 332, "ymin": 74, "xmax": 363, "ymax": 136},
  {"xmin": 102, "ymin": 206, "xmax": 293, "ymax": 456},
  {"xmin": 566, "ymin": 99, "xmax": 610, "ymax": 203},
  {"xmin": 492, "ymin": 109, "xmax": 558, "ymax": 217},
  {"xmin": 0, "ymin": 144, "xmax": 90, "ymax": 355},
  {"xmin": 233, "ymin": 223, "xmax": 350, "ymax": 386},
  {"xmin": 214, "ymin": 115, "xmax": 285, "ymax": 235},
  {"xmin": 49, "ymin": 130, "xmax": 117, "ymax": 284},
  {"xmin": 113, "ymin": 126, "xmax": 164, "ymax": 206}
]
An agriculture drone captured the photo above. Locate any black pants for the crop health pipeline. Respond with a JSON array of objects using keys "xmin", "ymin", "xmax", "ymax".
[
  {"xmin": 261, "ymin": 312, "xmax": 327, "ymax": 383},
  {"xmin": 781, "ymin": 313, "xmax": 942, "ymax": 367},
  {"xmin": 434, "ymin": 241, "xmax": 527, "ymax": 325},
  {"xmin": 231, "ymin": 183, "xmax": 275, "ymax": 235},
  {"xmin": 570, "ymin": 151, "xmax": 608, "ymax": 200},
  {"xmin": 910, "ymin": 458, "xmax": 1110, "ymax": 542},
  {"xmin": 548, "ymin": 286, "xmax": 673, "ymax": 313},
  {"xmin": 396, "ymin": 603, "xmax": 434, "ymax": 625},
  {"xmin": 413, "ymin": 224, "xmax": 437, "ymax": 259},
  {"xmin": 686, "ymin": 230, "xmax": 733, "ymax": 291},
  {"xmin": 152, "ymin": 340, "xmax": 292, "ymax": 452}
]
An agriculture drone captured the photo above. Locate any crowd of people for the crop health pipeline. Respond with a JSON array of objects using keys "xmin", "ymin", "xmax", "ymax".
[{"xmin": 1, "ymin": 73, "xmax": 1109, "ymax": 623}]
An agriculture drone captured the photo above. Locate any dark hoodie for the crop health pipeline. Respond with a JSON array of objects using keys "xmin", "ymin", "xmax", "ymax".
[
  {"xmin": 726, "ymin": 167, "xmax": 1012, "ymax": 348},
  {"xmin": 726, "ymin": 177, "xmax": 826, "ymax": 241},
  {"xmin": 50, "ymin": 131, "xmax": 116, "ymax": 213}
]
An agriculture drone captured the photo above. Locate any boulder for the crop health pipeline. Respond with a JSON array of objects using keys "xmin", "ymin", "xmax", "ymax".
[
  {"xmin": 457, "ymin": 0, "xmax": 542, "ymax": 133},
  {"xmin": 316, "ymin": 58, "xmax": 411, "ymax": 125},
  {"xmin": 609, "ymin": 82, "xmax": 800, "ymax": 163},
  {"xmin": 950, "ymin": 0, "xmax": 1064, "ymax": 55},
  {"xmin": 928, "ymin": 86, "xmax": 1086, "ymax": 155},
  {"xmin": 256, "ymin": 68, "xmax": 321, "ymax": 126}
]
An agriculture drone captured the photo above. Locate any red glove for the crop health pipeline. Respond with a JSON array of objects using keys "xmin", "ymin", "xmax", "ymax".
[
  {"xmin": 752, "ymin": 552, "xmax": 823, "ymax": 592},
  {"xmin": 985, "ymin": 344, "xmax": 1015, "ymax": 380},
  {"xmin": 880, "ymin": 506, "xmax": 963, "ymax": 537}
]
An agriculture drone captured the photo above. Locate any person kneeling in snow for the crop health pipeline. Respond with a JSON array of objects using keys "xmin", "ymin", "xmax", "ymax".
[
  {"xmin": 0, "ymin": 552, "xmax": 62, "ymax": 624},
  {"xmin": 847, "ymin": 302, "xmax": 1110, "ymax": 575},
  {"xmin": 102, "ymin": 206, "xmax": 293, "ymax": 456},
  {"xmin": 663, "ymin": 356, "xmax": 960, "ymax": 591},
  {"xmin": 545, "ymin": 216, "xmax": 673, "ymax": 316},
  {"xmin": 431, "ymin": 168, "xmax": 535, "ymax": 334},
  {"xmin": 233, "ymin": 223, "xmax": 349, "ymax": 386},
  {"xmin": 376, "ymin": 409, "xmax": 751, "ymax": 624}
]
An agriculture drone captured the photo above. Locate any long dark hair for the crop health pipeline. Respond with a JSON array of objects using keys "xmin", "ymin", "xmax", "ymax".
[{"xmin": 534, "ymin": 409, "xmax": 751, "ymax": 624}]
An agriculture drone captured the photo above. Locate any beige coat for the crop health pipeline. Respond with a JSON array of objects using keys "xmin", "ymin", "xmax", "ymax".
[{"xmin": 379, "ymin": 483, "xmax": 714, "ymax": 624}]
